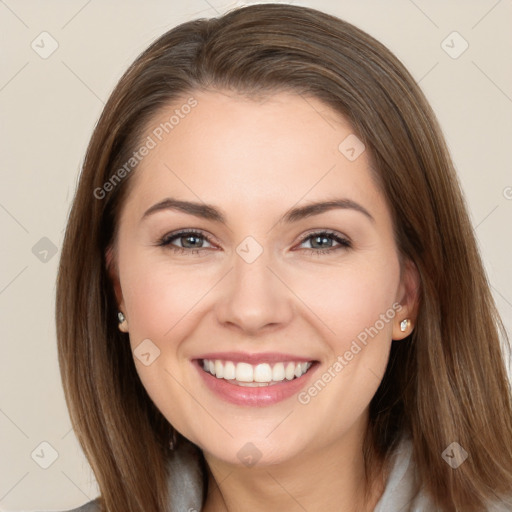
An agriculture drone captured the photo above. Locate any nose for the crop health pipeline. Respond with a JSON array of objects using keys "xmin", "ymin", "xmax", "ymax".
[{"xmin": 214, "ymin": 248, "xmax": 294, "ymax": 335}]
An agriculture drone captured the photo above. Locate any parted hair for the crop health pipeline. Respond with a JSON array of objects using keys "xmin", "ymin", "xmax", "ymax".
[{"xmin": 56, "ymin": 4, "xmax": 512, "ymax": 511}]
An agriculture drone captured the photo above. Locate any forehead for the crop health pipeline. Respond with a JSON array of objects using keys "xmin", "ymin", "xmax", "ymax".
[{"xmin": 120, "ymin": 89, "xmax": 384, "ymax": 223}]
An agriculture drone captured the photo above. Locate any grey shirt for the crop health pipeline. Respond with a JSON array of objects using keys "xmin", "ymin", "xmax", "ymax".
[{"xmin": 41, "ymin": 435, "xmax": 510, "ymax": 512}]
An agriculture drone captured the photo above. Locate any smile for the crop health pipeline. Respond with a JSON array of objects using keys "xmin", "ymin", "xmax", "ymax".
[
  {"xmin": 193, "ymin": 354, "xmax": 319, "ymax": 406},
  {"xmin": 201, "ymin": 358, "xmax": 314, "ymax": 387}
]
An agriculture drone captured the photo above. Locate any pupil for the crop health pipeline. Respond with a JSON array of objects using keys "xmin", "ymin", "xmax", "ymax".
[
  {"xmin": 183, "ymin": 235, "xmax": 201, "ymax": 248},
  {"xmin": 312, "ymin": 235, "xmax": 331, "ymax": 249}
]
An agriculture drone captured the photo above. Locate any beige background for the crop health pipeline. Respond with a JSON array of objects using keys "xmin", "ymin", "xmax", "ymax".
[{"xmin": 1, "ymin": 0, "xmax": 511, "ymax": 510}]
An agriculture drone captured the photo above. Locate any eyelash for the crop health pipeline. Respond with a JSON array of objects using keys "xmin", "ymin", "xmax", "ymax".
[{"xmin": 156, "ymin": 229, "xmax": 352, "ymax": 256}]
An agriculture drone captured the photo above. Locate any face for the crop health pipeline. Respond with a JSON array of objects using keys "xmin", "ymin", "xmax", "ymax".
[{"xmin": 108, "ymin": 89, "xmax": 417, "ymax": 467}]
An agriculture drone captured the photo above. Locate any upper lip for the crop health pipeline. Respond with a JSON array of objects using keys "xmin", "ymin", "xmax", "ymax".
[{"xmin": 195, "ymin": 352, "xmax": 316, "ymax": 364}]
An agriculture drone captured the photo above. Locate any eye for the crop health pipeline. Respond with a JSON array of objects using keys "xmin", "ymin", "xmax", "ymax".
[
  {"xmin": 296, "ymin": 230, "xmax": 351, "ymax": 255},
  {"xmin": 156, "ymin": 229, "xmax": 351, "ymax": 256},
  {"xmin": 157, "ymin": 229, "xmax": 215, "ymax": 255}
]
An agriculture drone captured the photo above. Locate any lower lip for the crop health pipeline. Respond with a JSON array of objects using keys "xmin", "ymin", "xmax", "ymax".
[{"xmin": 193, "ymin": 360, "xmax": 319, "ymax": 407}]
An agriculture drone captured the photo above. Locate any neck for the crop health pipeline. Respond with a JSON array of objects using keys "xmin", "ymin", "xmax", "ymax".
[{"xmin": 201, "ymin": 421, "xmax": 385, "ymax": 512}]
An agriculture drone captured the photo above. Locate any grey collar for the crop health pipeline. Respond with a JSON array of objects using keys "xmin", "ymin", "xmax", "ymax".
[{"xmin": 166, "ymin": 439, "xmax": 204, "ymax": 512}]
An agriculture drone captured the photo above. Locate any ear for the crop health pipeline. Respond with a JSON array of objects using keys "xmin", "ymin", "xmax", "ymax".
[
  {"xmin": 106, "ymin": 244, "xmax": 129, "ymax": 333},
  {"xmin": 105, "ymin": 244, "xmax": 125, "ymax": 313},
  {"xmin": 392, "ymin": 258, "xmax": 420, "ymax": 340}
]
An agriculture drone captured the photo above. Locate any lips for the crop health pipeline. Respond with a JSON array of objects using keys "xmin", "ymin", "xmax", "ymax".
[{"xmin": 192, "ymin": 352, "xmax": 319, "ymax": 406}]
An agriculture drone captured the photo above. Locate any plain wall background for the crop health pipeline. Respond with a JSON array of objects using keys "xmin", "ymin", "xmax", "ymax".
[{"xmin": 1, "ymin": 0, "xmax": 511, "ymax": 510}]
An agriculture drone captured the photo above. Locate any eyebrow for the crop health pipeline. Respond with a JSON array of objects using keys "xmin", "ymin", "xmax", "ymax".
[{"xmin": 141, "ymin": 197, "xmax": 375, "ymax": 224}]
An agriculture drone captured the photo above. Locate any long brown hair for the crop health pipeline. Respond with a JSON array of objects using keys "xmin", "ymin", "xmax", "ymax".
[{"xmin": 56, "ymin": 4, "xmax": 512, "ymax": 511}]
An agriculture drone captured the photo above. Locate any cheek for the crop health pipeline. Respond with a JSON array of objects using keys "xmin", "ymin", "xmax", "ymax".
[
  {"xmin": 291, "ymin": 255, "xmax": 401, "ymax": 350},
  {"xmin": 118, "ymin": 253, "xmax": 208, "ymax": 434},
  {"xmin": 292, "ymin": 257, "xmax": 401, "ymax": 436},
  {"xmin": 121, "ymin": 253, "xmax": 216, "ymax": 339},
  {"xmin": 292, "ymin": 256, "xmax": 400, "ymax": 406}
]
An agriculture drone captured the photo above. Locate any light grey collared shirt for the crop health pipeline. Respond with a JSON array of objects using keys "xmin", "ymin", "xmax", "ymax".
[{"xmin": 41, "ymin": 435, "xmax": 510, "ymax": 512}]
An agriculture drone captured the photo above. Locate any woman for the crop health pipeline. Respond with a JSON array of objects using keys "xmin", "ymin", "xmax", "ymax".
[{"xmin": 52, "ymin": 3, "xmax": 512, "ymax": 511}]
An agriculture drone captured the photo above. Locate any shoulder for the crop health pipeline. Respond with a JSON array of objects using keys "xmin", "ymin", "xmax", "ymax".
[
  {"xmin": 374, "ymin": 436, "xmax": 512, "ymax": 511},
  {"xmin": 35, "ymin": 498, "xmax": 101, "ymax": 512},
  {"xmin": 374, "ymin": 435, "xmax": 441, "ymax": 512},
  {"xmin": 65, "ymin": 499, "xmax": 101, "ymax": 512}
]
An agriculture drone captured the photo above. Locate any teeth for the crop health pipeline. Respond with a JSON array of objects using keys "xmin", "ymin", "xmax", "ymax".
[
  {"xmin": 224, "ymin": 361, "xmax": 236, "ymax": 380},
  {"xmin": 214, "ymin": 360, "xmax": 223, "ymax": 378},
  {"xmin": 201, "ymin": 358, "xmax": 313, "ymax": 384},
  {"xmin": 285, "ymin": 362, "xmax": 296, "ymax": 380},
  {"xmin": 236, "ymin": 362, "xmax": 253, "ymax": 382},
  {"xmin": 272, "ymin": 363, "xmax": 285, "ymax": 381},
  {"xmin": 254, "ymin": 363, "xmax": 272, "ymax": 382},
  {"xmin": 236, "ymin": 381, "xmax": 280, "ymax": 387}
]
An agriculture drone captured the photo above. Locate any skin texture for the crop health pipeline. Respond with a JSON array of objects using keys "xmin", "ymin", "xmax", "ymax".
[{"xmin": 108, "ymin": 90, "xmax": 419, "ymax": 512}]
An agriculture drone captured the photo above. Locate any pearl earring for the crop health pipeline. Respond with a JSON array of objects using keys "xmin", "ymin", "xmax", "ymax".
[
  {"xmin": 118, "ymin": 311, "xmax": 128, "ymax": 332},
  {"xmin": 400, "ymin": 319, "xmax": 410, "ymax": 332}
]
